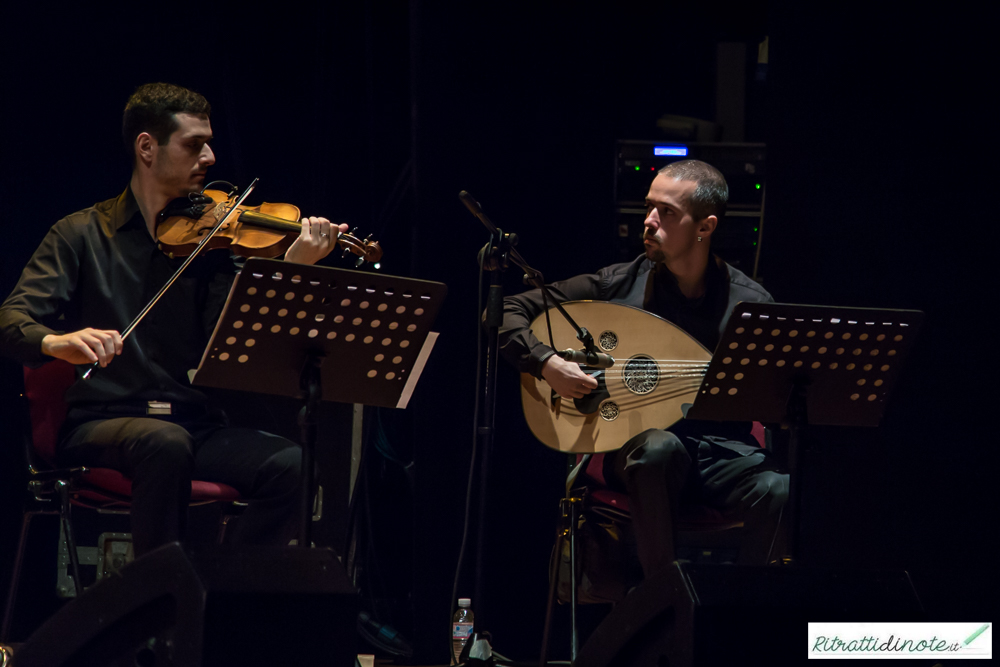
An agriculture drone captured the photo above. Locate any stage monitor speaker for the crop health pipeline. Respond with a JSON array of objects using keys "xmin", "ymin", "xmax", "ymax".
[
  {"xmin": 575, "ymin": 561, "xmax": 924, "ymax": 667},
  {"xmin": 14, "ymin": 542, "xmax": 357, "ymax": 667}
]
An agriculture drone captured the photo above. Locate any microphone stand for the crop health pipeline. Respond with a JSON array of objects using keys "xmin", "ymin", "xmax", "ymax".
[
  {"xmin": 458, "ymin": 190, "xmax": 614, "ymax": 635},
  {"xmin": 460, "ymin": 191, "xmax": 611, "ymax": 365}
]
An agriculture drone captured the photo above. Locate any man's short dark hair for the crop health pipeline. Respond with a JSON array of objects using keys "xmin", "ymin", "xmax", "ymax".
[
  {"xmin": 122, "ymin": 83, "xmax": 211, "ymax": 164},
  {"xmin": 657, "ymin": 159, "xmax": 728, "ymax": 220}
]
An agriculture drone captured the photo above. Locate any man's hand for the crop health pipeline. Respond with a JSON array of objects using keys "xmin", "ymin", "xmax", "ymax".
[
  {"xmin": 42, "ymin": 329, "xmax": 123, "ymax": 366},
  {"xmin": 284, "ymin": 217, "xmax": 350, "ymax": 265},
  {"xmin": 541, "ymin": 354, "xmax": 599, "ymax": 399}
]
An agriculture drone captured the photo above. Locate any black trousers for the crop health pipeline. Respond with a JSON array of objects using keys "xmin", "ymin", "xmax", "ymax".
[
  {"xmin": 58, "ymin": 410, "xmax": 302, "ymax": 557},
  {"xmin": 604, "ymin": 428, "xmax": 788, "ymax": 576}
]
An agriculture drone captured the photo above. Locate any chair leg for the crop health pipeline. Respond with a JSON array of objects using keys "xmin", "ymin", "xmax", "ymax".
[
  {"xmin": 567, "ymin": 498, "xmax": 580, "ymax": 663},
  {"xmin": 2, "ymin": 511, "xmax": 39, "ymax": 642},
  {"xmin": 538, "ymin": 523, "xmax": 567, "ymax": 667},
  {"xmin": 55, "ymin": 482, "xmax": 83, "ymax": 598},
  {"xmin": 539, "ymin": 494, "xmax": 584, "ymax": 667},
  {"xmin": 217, "ymin": 510, "xmax": 234, "ymax": 545},
  {"xmin": 216, "ymin": 502, "xmax": 247, "ymax": 544}
]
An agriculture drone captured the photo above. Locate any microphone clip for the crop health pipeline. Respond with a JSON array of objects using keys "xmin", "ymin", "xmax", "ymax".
[{"xmin": 557, "ymin": 348, "xmax": 616, "ymax": 369}]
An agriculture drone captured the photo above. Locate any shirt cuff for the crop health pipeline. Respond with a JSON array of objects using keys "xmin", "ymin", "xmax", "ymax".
[
  {"xmin": 18, "ymin": 324, "xmax": 59, "ymax": 363},
  {"xmin": 532, "ymin": 348, "xmax": 557, "ymax": 379}
]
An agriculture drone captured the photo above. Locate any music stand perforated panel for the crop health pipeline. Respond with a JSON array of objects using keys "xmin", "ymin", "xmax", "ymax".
[
  {"xmin": 192, "ymin": 258, "xmax": 447, "ymax": 408},
  {"xmin": 686, "ymin": 302, "xmax": 923, "ymax": 427}
]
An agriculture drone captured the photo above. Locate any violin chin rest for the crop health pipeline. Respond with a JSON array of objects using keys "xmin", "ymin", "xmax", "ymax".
[{"xmin": 158, "ymin": 194, "xmax": 213, "ymax": 221}]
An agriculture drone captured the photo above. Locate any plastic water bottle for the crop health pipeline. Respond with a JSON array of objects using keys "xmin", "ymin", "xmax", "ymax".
[{"xmin": 452, "ymin": 598, "xmax": 474, "ymax": 663}]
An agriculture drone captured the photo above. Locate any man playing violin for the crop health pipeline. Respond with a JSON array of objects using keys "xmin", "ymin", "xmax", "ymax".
[
  {"xmin": 500, "ymin": 160, "xmax": 788, "ymax": 578},
  {"xmin": 0, "ymin": 82, "xmax": 344, "ymax": 556}
]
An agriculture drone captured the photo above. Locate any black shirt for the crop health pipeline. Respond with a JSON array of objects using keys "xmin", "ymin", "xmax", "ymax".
[
  {"xmin": 648, "ymin": 254, "xmax": 736, "ymax": 353},
  {"xmin": 0, "ymin": 187, "xmax": 237, "ymax": 409}
]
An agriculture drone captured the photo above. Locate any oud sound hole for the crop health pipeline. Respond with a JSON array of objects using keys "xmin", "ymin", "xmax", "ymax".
[
  {"xmin": 599, "ymin": 330, "xmax": 618, "ymax": 351},
  {"xmin": 623, "ymin": 355, "xmax": 658, "ymax": 395},
  {"xmin": 600, "ymin": 401, "xmax": 620, "ymax": 421}
]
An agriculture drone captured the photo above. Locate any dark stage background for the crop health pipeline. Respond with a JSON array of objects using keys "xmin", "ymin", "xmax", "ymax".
[{"xmin": 0, "ymin": 0, "xmax": 992, "ymax": 662}]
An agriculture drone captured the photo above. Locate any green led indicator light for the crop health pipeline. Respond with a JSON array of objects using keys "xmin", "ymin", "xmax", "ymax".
[
  {"xmin": 755, "ymin": 183, "xmax": 761, "ymax": 190},
  {"xmin": 635, "ymin": 165, "xmax": 640, "ymax": 171},
  {"xmin": 753, "ymin": 227, "xmax": 758, "ymax": 232}
]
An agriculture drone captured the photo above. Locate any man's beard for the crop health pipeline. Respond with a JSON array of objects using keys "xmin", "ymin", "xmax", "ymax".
[{"xmin": 644, "ymin": 240, "xmax": 665, "ymax": 264}]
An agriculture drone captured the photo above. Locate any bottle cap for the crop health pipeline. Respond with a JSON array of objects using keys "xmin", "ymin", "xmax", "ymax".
[{"xmin": 458, "ymin": 598, "xmax": 471, "ymax": 607}]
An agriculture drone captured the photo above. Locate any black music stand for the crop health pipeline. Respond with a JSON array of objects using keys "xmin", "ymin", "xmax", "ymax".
[
  {"xmin": 686, "ymin": 302, "xmax": 923, "ymax": 563},
  {"xmin": 190, "ymin": 257, "xmax": 447, "ymax": 546}
]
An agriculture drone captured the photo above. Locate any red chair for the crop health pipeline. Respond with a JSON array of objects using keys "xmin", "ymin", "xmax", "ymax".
[
  {"xmin": 582, "ymin": 420, "xmax": 768, "ymax": 544},
  {"xmin": 1, "ymin": 359, "xmax": 244, "ymax": 642},
  {"xmin": 540, "ymin": 423, "xmax": 775, "ymax": 663}
]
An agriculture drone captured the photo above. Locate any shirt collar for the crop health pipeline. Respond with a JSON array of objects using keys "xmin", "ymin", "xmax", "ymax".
[
  {"xmin": 652, "ymin": 254, "xmax": 729, "ymax": 304},
  {"xmin": 111, "ymin": 185, "xmax": 142, "ymax": 231}
]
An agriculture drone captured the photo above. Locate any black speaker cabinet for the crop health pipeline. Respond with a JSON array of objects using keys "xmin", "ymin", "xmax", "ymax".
[
  {"xmin": 576, "ymin": 562, "xmax": 924, "ymax": 667},
  {"xmin": 15, "ymin": 542, "xmax": 357, "ymax": 667}
]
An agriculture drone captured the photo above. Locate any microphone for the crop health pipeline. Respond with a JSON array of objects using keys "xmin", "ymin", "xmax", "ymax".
[{"xmin": 557, "ymin": 348, "xmax": 616, "ymax": 369}]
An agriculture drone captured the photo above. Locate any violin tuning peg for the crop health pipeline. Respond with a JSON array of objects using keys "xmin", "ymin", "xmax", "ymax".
[
  {"xmin": 356, "ymin": 257, "xmax": 365, "ymax": 268},
  {"xmin": 364, "ymin": 234, "xmax": 373, "ymax": 242},
  {"xmin": 342, "ymin": 249, "xmax": 350, "ymax": 258}
]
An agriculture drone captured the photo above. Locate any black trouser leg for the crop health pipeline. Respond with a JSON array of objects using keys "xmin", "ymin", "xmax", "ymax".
[
  {"xmin": 699, "ymin": 449, "xmax": 789, "ymax": 564},
  {"xmin": 60, "ymin": 418, "xmax": 195, "ymax": 556},
  {"xmin": 192, "ymin": 427, "xmax": 302, "ymax": 547},
  {"xmin": 726, "ymin": 468, "xmax": 788, "ymax": 564},
  {"xmin": 60, "ymin": 419, "xmax": 303, "ymax": 554},
  {"xmin": 606, "ymin": 429, "xmax": 692, "ymax": 578}
]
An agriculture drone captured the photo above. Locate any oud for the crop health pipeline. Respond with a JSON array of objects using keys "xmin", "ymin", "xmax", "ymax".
[{"xmin": 520, "ymin": 301, "xmax": 711, "ymax": 453}]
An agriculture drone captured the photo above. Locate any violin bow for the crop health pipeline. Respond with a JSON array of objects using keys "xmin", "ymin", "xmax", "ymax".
[{"xmin": 82, "ymin": 179, "xmax": 259, "ymax": 380}]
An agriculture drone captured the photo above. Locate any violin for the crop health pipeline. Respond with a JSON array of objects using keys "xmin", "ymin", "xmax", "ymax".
[
  {"xmin": 82, "ymin": 181, "xmax": 381, "ymax": 380},
  {"xmin": 156, "ymin": 188, "xmax": 383, "ymax": 265}
]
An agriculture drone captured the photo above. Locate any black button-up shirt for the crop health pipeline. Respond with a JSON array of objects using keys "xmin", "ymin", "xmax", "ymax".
[
  {"xmin": 0, "ymin": 187, "xmax": 237, "ymax": 409},
  {"xmin": 648, "ymin": 254, "xmax": 736, "ymax": 354}
]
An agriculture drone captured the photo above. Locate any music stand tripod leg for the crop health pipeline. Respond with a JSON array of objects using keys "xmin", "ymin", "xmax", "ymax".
[
  {"xmin": 780, "ymin": 377, "xmax": 809, "ymax": 565},
  {"xmin": 297, "ymin": 352, "xmax": 323, "ymax": 548},
  {"xmin": 190, "ymin": 258, "xmax": 448, "ymax": 552}
]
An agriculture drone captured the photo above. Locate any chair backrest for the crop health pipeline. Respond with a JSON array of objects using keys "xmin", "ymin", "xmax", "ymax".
[{"xmin": 23, "ymin": 360, "xmax": 77, "ymax": 466}]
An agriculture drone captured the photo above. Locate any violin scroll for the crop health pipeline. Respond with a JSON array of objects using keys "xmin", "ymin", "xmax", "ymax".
[{"xmin": 337, "ymin": 230, "xmax": 383, "ymax": 266}]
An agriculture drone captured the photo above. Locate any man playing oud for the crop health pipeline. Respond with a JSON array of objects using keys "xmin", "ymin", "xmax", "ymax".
[
  {"xmin": 500, "ymin": 160, "xmax": 788, "ymax": 577},
  {"xmin": 0, "ymin": 83, "xmax": 346, "ymax": 556}
]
